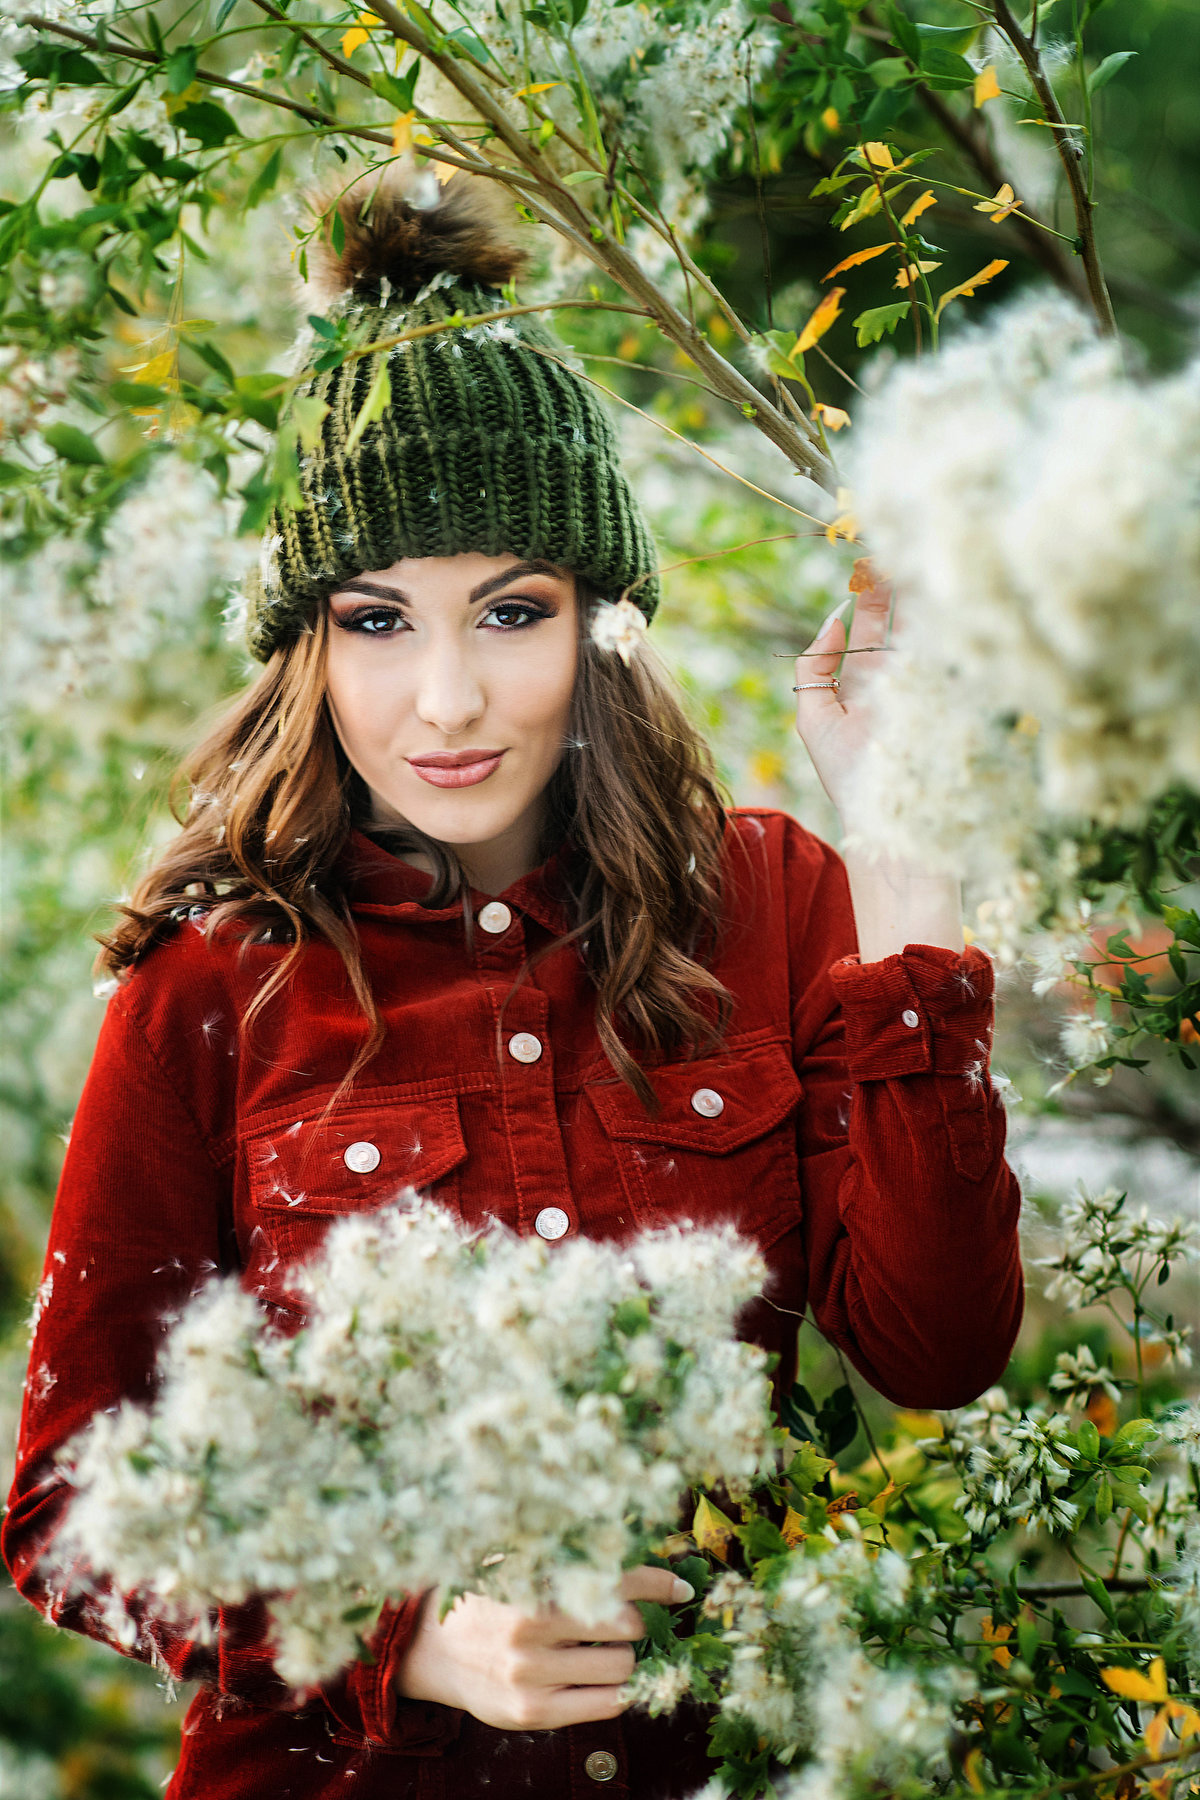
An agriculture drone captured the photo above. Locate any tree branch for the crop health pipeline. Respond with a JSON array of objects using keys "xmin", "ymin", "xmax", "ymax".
[
  {"xmin": 991, "ymin": 0, "xmax": 1118, "ymax": 335},
  {"xmin": 361, "ymin": 0, "xmax": 833, "ymax": 486}
]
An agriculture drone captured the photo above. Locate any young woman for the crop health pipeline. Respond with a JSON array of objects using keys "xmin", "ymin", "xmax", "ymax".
[{"xmin": 4, "ymin": 180, "xmax": 1023, "ymax": 1800}]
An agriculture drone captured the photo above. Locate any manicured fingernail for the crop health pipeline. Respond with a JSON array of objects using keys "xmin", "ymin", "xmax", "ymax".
[{"xmin": 670, "ymin": 1577, "xmax": 695, "ymax": 1603}]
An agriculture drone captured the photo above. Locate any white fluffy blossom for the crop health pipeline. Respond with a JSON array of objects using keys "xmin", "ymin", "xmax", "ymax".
[
  {"xmin": 1162, "ymin": 1403, "xmax": 1200, "ymax": 1463},
  {"xmin": 844, "ymin": 294, "xmax": 1200, "ymax": 942},
  {"xmin": 59, "ymin": 1202, "xmax": 773, "ymax": 1690},
  {"xmin": 1048, "ymin": 1345, "xmax": 1122, "ymax": 1410},
  {"xmin": 939, "ymin": 1396, "xmax": 1081, "ymax": 1537},
  {"xmin": 1037, "ymin": 1181, "xmax": 1200, "ymax": 1324},
  {"xmin": 591, "ymin": 596, "xmax": 649, "ymax": 664},
  {"xmin": 1, "ymin": 454, "xmax": 252, "ymax": 704},
  {"xmin": 700, "ymin": 1538, "xmax": 968, "ymax": 1790}
]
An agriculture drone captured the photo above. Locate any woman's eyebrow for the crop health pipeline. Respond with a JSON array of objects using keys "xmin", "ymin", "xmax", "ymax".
[
  {"xmin": 330, "ymin": 580, "xmax": 408, "ymax": 603},
  {"xmin": 469, "ymin": 560, "xmax": 564, "ymax": 604}
]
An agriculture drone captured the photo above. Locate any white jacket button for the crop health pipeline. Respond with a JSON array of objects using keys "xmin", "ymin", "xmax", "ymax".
[
  {"xmin": 344, "ymin": 1141, "xmax": 381, "ymax": 1173},
  {"xmin": 478, "ymin": 901, "xmax": 512, "ymax": 934},
  {"xmin": 535, "ymin": 1207, "xmax": 570, "ymax": 1241},
  {"xmin": 584, "ymin": 1750, "xmax": 618, "ymax": 1781},
  {"xmin": 902, "ymin": 1008, "xmax": 920, "ymax": 1028},
  {"xmin": 690, "ymin": 1087, "xmax": 724, "ymax": 1118},
  {"xmin": 508, "ymin": 1032, "xmax": 543, "ymax": 1064}
]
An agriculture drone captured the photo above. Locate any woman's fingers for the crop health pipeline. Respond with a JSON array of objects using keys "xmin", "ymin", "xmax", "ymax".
[
  {"xmin": 544, "ymin": 1642, "xmax": 637, "ymax": 1687},
  {"xmin": 536, "ymin": 1685, "xmax": 632, "ymax": 1730},
  {"xmin": 619, "ymin": 1565, "xmax": 696, "ymax": 1606}
]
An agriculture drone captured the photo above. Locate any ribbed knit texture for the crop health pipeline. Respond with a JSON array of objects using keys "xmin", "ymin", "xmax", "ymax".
[{"xmin": 246, "ymin": 275, "xmax": 660, "ymax": 660}]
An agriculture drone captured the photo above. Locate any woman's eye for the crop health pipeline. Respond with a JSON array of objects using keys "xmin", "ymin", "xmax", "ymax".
[
  {"xmin": 482, "ymin": 600, "xmax": 547, "ymax": 630},
  {"xmin": 343, "ymin": 608, "xmax": 407, "ymax": 634}
]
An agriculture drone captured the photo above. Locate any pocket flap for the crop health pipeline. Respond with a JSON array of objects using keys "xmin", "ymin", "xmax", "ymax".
[
  {"xmin": 586, "ymin": 1041, "xmax": 802, "ymax": 1155},
  {"xmin": 246, "ymin": 1094, "xmax": 467, "ymax": 1214}
]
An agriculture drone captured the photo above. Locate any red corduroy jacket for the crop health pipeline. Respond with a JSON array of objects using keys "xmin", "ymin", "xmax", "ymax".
[{"xmin": 4, "ymin": 809, "xmax": 1023, "ymax": 1800}]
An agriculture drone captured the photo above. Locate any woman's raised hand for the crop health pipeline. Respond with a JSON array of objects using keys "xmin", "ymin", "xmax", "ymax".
[
  {"xmin": 393, "ymin": 1565, "xmax": 694, "ymax": 1731},
  {"xmin": 792, "ymin": 562, "xmax": 893, "ymax": 822}
]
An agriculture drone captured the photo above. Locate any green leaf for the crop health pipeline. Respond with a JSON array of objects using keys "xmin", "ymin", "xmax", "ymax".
[
  {"xmin": 247, "ymin": 146, "xmax": 283, "ymax": 209},
  {"xmin": 16, "ymin": 43, "xmax": 105, "ymax": 85},
  {"xmin": 734, "ymin": 1517, "xmax": 788, "ymax": 1563},
  {"xmin": 1080, "ymin": 1573, "xmax": 1116, "ymax": 1621},
  {"xmin": 110, "ymin": 381, "xmax": 169, "ymax": 407},
  {"xmin": 172, "ymin": 101, "xmax": 241, "ymax": 147},
  {"xmin": 1088, "ymin": 50, "xmax": 1136, "ymax": 94},
  {"xmin": 330, "ymin": 207, "xmax": 346, "ymax": 258},
  {"xmin": 1095, "ymin": 1475, "xmax": 1112, "ymax": 1523},
  {"xmin": 343, "ymin": 361, "xmax": 391, "ymax": 457},
  {"xmin": 853, "ymin": 302, "xmax": 908, "ymax": 347},
  {"xmin": 866, "ymin": 57, "xmax": 910, "ymax": 89},
  {"xmin": 635, "ymin": 1600, "xmax": 677, "ymax": 1652},
  {"xmin": 885, "ymin": 3, "xmax": 921, "ymax": 62},
  {"xmin": 915, "ymin": 20, "xmax": 979, "ymax": 53},
  {"xmin": 369, "ymin": 65, "xmax": 421, "ymax": 112},
  {"xmin": 1077, "ymin": 1418, "xmax": 1101, "ymax": 1461},
  {"xmin": 165, "ymin": 46, "xmax": 198, "ymax": 94},
  {"xmin": 215, "ymin": 0, "xmax": 240, "ymax": 22},
  {"xmin": 42, "ymin": 422, "xmax": 105, "ymax": 464},
  {"xmin": 563, "ymin": 169, "xmax": 605, "ymax": 185},
  {"xmin": 291, "ymin": 394, "xmax": 330, "ymax": 454},
  {"xmin": 786, "ymin": 1439, "xmax": 835, "ymax": 1496},
  {"xmin": 917, "ymin": 44, "xmax": 976, "ymax": 89}
]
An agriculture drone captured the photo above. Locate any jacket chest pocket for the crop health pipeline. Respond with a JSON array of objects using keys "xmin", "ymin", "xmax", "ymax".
[
  {"xmin": 585, "ymin": 1041, "xmax": 804, "ymax": 1251},
  {"xmin": 240, "ymin": 1092, "xmax": 469, "ymax": 1311}
]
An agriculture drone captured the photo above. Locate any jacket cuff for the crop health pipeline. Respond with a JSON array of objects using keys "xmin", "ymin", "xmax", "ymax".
[
  {"xmin": 340, "ymin": 1595, "xmax": 463, "ymax": 1754},
  {"xmin": 829, "ymin": 944, "xmax": 995, "ymax": 1083}
]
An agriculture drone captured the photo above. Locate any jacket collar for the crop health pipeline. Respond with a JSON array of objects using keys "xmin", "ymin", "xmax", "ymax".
[{"xmin": 337, "ymin": 828, "xmax": 574, "ymax": 938}]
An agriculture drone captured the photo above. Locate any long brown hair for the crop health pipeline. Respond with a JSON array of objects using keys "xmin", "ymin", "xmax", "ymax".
[{"xmin": 98, "ymin": 588, "xmax": 733, "ymax": 1107}]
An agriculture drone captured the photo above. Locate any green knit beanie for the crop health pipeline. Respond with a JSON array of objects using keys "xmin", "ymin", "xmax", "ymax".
[{"xmin": 246, "ymin": 177, "xmax": 660, "ymax": 661}]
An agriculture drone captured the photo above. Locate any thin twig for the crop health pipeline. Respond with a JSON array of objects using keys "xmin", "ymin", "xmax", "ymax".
[
  {"xmin": 351, "ymin": 298, "xmax": 651, "ymax": 360},
  {"xmin": 991, "ymin": 0, "xmax": 1118, "ymax": 335},
  {"xmin": 1017, "ymin": 1576, "xmax": 1153, "ymax": 1598},
  {"xmin": 744, "ymin": 56, "xmax": 774, "ymax": 329},
  {"xmin": 524, "ymin": 346, "xmax": 828, "ymax": 523}
]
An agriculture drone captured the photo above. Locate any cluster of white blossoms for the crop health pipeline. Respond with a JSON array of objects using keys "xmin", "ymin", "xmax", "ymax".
[
  {"xmin": 1036, "ymin": 1182, "xmax": 1200, "ymax": 1340},
  {"xmin": 938, "ymin": 1397, "xmax": 1081, "ymax": 1538},
  {"xmin": 1048, "ymin": 1344, "xmax": 1122, "ymax": 1410},
  {"xmin": 680, "ymin": 1538, "xmax": 967, "ymax": 1797},
  {"xmin": 3, "ymin": 454, "xmax": 252, "ymax": 705},
  {"xmin": 844, "ymin": 294, "xmax": 1200, "ymax": 951},
  {"xmin": 590, "ymin": 596, "xmax": 649, "ymax": 665},
  {"xmin": 0, "ymin": 342, "xmax": 80, "ymax": 438},
  {"xmin": 60, "ymin": 1202, "xmax": 774, "ymax": 1690}
]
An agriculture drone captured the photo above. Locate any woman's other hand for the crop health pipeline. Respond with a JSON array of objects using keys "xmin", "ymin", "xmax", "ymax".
[
  {"xmin": 792, "ymin": 560, "xmax": 892, "ymax": 821},
  {"xmin": 793, "ymin": 562, "xmax": 964, "ymax": 958},
  {"xmin": 393, "ymin": 1565, "xmax": 694, "ymax": 1731}
]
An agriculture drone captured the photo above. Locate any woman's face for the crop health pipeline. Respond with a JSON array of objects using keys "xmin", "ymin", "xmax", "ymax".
[{"xmin": 324, "ymin": 553, "xmax": 579, "ymax": 893}]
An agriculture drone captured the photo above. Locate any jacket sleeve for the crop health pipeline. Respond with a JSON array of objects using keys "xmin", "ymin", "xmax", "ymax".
[
  {"xmin": 786, "ymin": 827, "xmax": 1024, "ymax": 1408},
  {"xmin": 1, "ymin": 965, "xmax": 459, "ymax": 1754}
]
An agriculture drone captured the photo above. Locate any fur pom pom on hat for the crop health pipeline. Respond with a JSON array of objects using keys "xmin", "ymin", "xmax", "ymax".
[{"xmin": 246, "ymin": 173, "xmax": 660, "ymax": 661}]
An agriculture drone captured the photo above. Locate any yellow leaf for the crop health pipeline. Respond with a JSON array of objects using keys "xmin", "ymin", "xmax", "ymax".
[
  {"xmin": 813, "ymin": 401, "xmax": 851, "ymax": 432},
  {"xmin": 122, "ymin": 348, "xmax": 175, "ymax": 385},
  {"xmin": 513, "ymin": 80, "xmax": 563, "ymax": 96},
  {"xmin": 981, "ymin": 1619, "xmax": 1014, "ymax": 1669},
  {"xmin": 341, "ymin": 12, "xmax": 378, "ymax": 57},
  {"xmin": 860, "ymin": 140, "xmax": 895, "ymax": 171},
  {"xmin": 899, "ymin": 188, "xmax": 937, "ymax": 229},
  {"xmin": 392, "ymin": 111, "xmax": 414, "ymax": 155},
  {"xmin": 825, "ymin": 487, "xmax": 857, "ymax": 545},
  {"xmin": 1168, "ymin": 1699, "xmax": 1200, "ymax": 1739},
  {"xmin": 974, "ymin": 182, "xmax": 1023, "ymax": 221},
  {"xmin": 795, "ymin": 286, "xmax": 845, "ymax": 353},
  {"xmin": 1144, "ymin": 1706, "xmax": 1173, "ymax": 1760},
  {"xmin": 895, "ymin": 1410, "xmax": 941, "ymax": 1438},
  {"xmin": 821, "ymin": 242, "xmax": 890, "ymax": 282},
  {"xmin": 693, "ymin": 1494, "xmax": 737, "ymax": 1563},
  {"xmin": 935, "ymin": 258, "xmax": 1009, "ymax": 320},
  {"xmin": 1101, "ymin": 1659, "xmax": 1169, "ymax": 1705},
  {"xmin": 781, "ymin": 1506, "xmax": 807, "ymax": 1547},
  {"xmin": 964, "ymin": 1747, "xmax": 985, "ymax": 1794},
  {"xmin": 867, "ymin": 1477, "xmax": 908, "ymax": 1516},
  {"xmin": 894, "ymin": 259, "xmax": 941, "ymax": 289},
  {"xmin": 838, "ymin": 186, "xmax": 883, "ymax": 231},
  {"xmin": 848, "ymin": 556, "xmax": 881, "ymax": 593},
  {"xmin": 974, "ymin": 65, "xmax": 1002, "ymax": 106},
  {"xmin": 821, "ymin": 106, "xmax": 840, "ymax": 132}
]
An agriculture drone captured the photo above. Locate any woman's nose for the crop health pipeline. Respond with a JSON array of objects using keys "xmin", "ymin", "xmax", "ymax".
[{"xmin": 413, "ymin": 638, "xmax": 485, "ymax": 738}]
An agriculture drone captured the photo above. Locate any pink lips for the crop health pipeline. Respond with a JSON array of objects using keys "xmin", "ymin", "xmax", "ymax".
[{"xmin": 406, "ymin": 749, "xmax": 507, "ymax": 789}]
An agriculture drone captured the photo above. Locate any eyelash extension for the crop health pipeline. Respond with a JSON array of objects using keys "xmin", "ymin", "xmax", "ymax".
[{"xmin": 333, "ymin": 597, "xmax": 555, "ymax": 633}]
